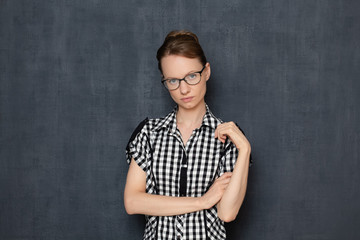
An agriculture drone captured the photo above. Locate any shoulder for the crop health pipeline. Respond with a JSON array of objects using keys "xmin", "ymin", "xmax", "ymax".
[
  {"xmin": 129, "ymin": 117, "xmax": 162, "ymax": 139},
  {"xmin": 128, "ymin": 106, "xmax": 176, "ymax": 141},
  {"xmin": 126, "ymin": 117, "xmax": 163, "ymax": 155}
]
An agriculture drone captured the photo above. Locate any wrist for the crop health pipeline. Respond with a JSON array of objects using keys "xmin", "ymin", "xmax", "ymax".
[
  {"xmin": 197, "ymin": 195, "xmax": 211, "ymax": 210},
  {"xmin": 196, "ymin": 196, "xmax": 205, "ymax": 210},
  {"xmin": 237, "ymin": 143, "xmax": 251, "ymax": 153}
]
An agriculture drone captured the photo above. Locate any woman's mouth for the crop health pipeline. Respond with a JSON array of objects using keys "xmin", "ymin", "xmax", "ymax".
[{"xmin": 181, "ymin": 97, "xmax": 193, "ymax": 103}]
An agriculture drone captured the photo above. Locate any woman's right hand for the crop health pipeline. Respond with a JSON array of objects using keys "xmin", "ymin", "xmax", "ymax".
[{"xmin": 200, "ymin": 172, "xmax": 232, "ymax": 209}]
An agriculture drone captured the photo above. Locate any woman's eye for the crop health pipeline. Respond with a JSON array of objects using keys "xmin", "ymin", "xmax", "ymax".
[
  {"xmin": 187, "ymin": 73, "xmax": 197, "ymax": 79},
  {"xmin": 168, "ymin": 79, "xmax": 178, "ymax": 85}
]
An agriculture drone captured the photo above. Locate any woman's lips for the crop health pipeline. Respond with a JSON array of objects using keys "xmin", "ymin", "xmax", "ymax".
[{"xmin": 181, "ymin": 97, "xmax": 193, "ymax": 103}]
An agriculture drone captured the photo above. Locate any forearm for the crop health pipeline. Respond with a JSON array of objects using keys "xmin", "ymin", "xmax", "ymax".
[
  {"xmin": 125, "ymin": 192, "xmax": 203, "ymax": 216},
  {"xmin": 217, "ymin": 147, "xmax": 250, "ymax": 222}
]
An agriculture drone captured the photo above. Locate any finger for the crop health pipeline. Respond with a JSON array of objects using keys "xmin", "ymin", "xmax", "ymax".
[
  {"xmin": 216, "ymin": 134, "xmax": 225, "ymax": 142},
  {"xmin": 216, "ymin": 132, "xmax": 226, "ymax": 143},
  {"xmin": 214, "ymin": 124, "xmax": 227, "ymax": 139},
  {"xmin": 222, "ymin": 176, "xmax": 232, "ymax": 183},
  {"xmin": 220, "ymin": 178, "xmax": 231, "ymax": 185},
  {"xmin": 217, "ymin": 175, "xmax": 232, "ymax": 184},
  {"xmin": 216, "ymin": 177, "xmax": 231, "ymax": 184},
  {"xmin": 221, "ymin": 172, "xmax": 232, "ymax": 177},
  {"xmin": 221, "ymin": 181, "xmax": 231, "ymax": 190},
  {"xmin": 217, "ymin": 128, "xmax": 228, "ymax": 141},
  {"xmin": 218, "ymin": 172, "xmax": 232, "ymax": 179}
]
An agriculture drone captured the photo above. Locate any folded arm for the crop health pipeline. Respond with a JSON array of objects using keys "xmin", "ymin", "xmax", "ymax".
[
  {"xmin": 124, "ymin": 158, "xmax": 231, "ymax": 216},
  {"xmin": 215, "ymin": 122, "xmax": 251, "ymax": 222}
]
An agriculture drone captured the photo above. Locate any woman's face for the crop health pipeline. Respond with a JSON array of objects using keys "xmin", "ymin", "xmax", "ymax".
[{"xmin": 161, "ymin": 55, "xmax": 210, "ymax": 111}]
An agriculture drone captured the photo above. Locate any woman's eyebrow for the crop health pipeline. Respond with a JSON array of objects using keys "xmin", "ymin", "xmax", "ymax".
[{"xmin": 164, "ymin": 69, "xmax": 199, "ymax": 79}]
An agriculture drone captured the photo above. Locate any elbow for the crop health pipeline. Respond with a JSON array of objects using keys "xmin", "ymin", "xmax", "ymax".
[
  {"xmin": 217, "ymin": 205, "xmax": 238, "ymax": 222},
  {"xmin": 124, "ymin": 195, "xmax": 137, "ymax": 215},
  {"xmin": 218, "ymin": 212, "xmax": 237, "ymax": 223},
  {"xmin": 125, "ymin": 206, "xmax": 135, "ymax": 215},
  {"xmin": 217, "ymin": 203, "xmax": 242, "ymax": 222}
]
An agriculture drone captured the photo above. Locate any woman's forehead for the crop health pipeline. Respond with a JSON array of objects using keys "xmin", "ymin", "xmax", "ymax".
[{"xmin": 161, "ymin": 55, "xmax": 203, "ymax": 78}]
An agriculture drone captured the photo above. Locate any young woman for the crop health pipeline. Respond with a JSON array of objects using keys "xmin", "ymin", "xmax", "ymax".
[{"xmin": 124, "ymin": 30, "xmax": 252, "ymax": 240}]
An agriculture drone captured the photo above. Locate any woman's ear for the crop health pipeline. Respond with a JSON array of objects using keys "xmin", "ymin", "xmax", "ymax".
[{"xmin": 205, "ymin": 62, "xmax": 211, "ymax": 81}]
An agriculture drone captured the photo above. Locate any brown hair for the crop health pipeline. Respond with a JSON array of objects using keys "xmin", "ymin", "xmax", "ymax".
[{"xmin": 156, "ymin": 30, "xmax": 207, "ymax": 73}]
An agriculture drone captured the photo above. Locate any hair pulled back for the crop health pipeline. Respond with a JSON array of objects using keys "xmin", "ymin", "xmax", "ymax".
[{"xmin": 156, "ymin": 30, "xmax": 207, "ymax": 73}]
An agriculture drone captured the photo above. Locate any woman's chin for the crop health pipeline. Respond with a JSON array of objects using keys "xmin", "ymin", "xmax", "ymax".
[{"xmin": 177, "ymin": 100, "xmax": 204, "ymax": 111}]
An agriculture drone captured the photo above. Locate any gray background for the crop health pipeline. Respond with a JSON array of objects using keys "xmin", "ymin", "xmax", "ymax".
[{"xmin": 1, "ymin": 0, "xmax": 359, "ymax": 239}]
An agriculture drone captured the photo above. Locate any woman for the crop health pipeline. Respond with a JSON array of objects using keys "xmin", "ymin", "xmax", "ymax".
[{"xmin": 124, "ymin": 30, "xmax": 252, "ymax": 240}]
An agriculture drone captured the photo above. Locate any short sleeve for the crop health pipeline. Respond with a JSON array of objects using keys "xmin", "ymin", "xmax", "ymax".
[
  {"xmin": 234, "ymin": 123, "xmax": 253, "ymax": 167},
  {"xmin": 220, "ymin": 142, "xmax": 238, "ymax": 174},
  {"xmin": 220, "ymin": 142, "xmax": 253, "ymax": 174},
  {"xmin": 219, "ymin": 122, "xmax": 253, "ymax": 174},
  {"xmin": 125, "ymin": 119, "xmax": 151, "ymax": 172}
]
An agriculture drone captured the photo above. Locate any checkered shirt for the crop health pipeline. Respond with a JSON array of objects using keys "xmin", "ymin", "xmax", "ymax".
[{"xmin": 126, "ymin": 104, "xmax": 241, "ymax": 240}]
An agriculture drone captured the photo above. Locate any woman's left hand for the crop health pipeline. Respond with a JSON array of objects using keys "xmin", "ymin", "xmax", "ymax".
[{"xmin": 214, "ymin": 122, "xmax": 251, "ymax": 151}]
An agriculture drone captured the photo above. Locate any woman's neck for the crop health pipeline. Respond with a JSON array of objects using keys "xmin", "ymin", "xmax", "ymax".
[{"xmin": 176, "ymin": 101, "xmax": 206, "ymax": 129}]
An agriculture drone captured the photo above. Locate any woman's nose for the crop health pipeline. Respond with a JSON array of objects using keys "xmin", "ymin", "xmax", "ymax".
[{"xmin": 179, "ymin": 80, "xmax": 190, "ymax": 95}]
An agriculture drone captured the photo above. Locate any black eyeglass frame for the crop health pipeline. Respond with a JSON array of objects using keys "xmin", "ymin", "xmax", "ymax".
[{"xmin": 161, "ymin": 65, "xmax": 206, "ymax": 91}]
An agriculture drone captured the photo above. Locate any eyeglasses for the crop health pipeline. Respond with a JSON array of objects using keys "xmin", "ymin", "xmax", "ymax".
[{"xmin": 161, "ymin": 65, "xmax": 206, "ymax": 91}]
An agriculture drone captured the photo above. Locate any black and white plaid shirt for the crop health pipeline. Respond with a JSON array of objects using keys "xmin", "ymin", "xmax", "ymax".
[{"xmin": 126, "ymin": 104, "xmax": 246, "ymax": 240}]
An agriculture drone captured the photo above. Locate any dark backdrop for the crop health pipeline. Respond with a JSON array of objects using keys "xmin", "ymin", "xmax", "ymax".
[{"xmin": 1, "ymin": 0, "xmax": 359, "ymax": 239}]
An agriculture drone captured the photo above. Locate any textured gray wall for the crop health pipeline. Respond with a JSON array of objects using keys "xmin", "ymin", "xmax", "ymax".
[{"xmin": 1, "ymin": 0, "xmax": 359, "ymax": 239}]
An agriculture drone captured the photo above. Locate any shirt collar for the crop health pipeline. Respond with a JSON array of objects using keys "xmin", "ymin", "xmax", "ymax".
[
  {"xmin": 152, "ymin": 105, "xmax": 178, "ymax": 134},
  {"xmin": 202, "ymin": 104, "xmax": 223, "ymax": 129},
  {"xmin": 152, "ymin": 104, "xmax": 222, "ymax": 133}
]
